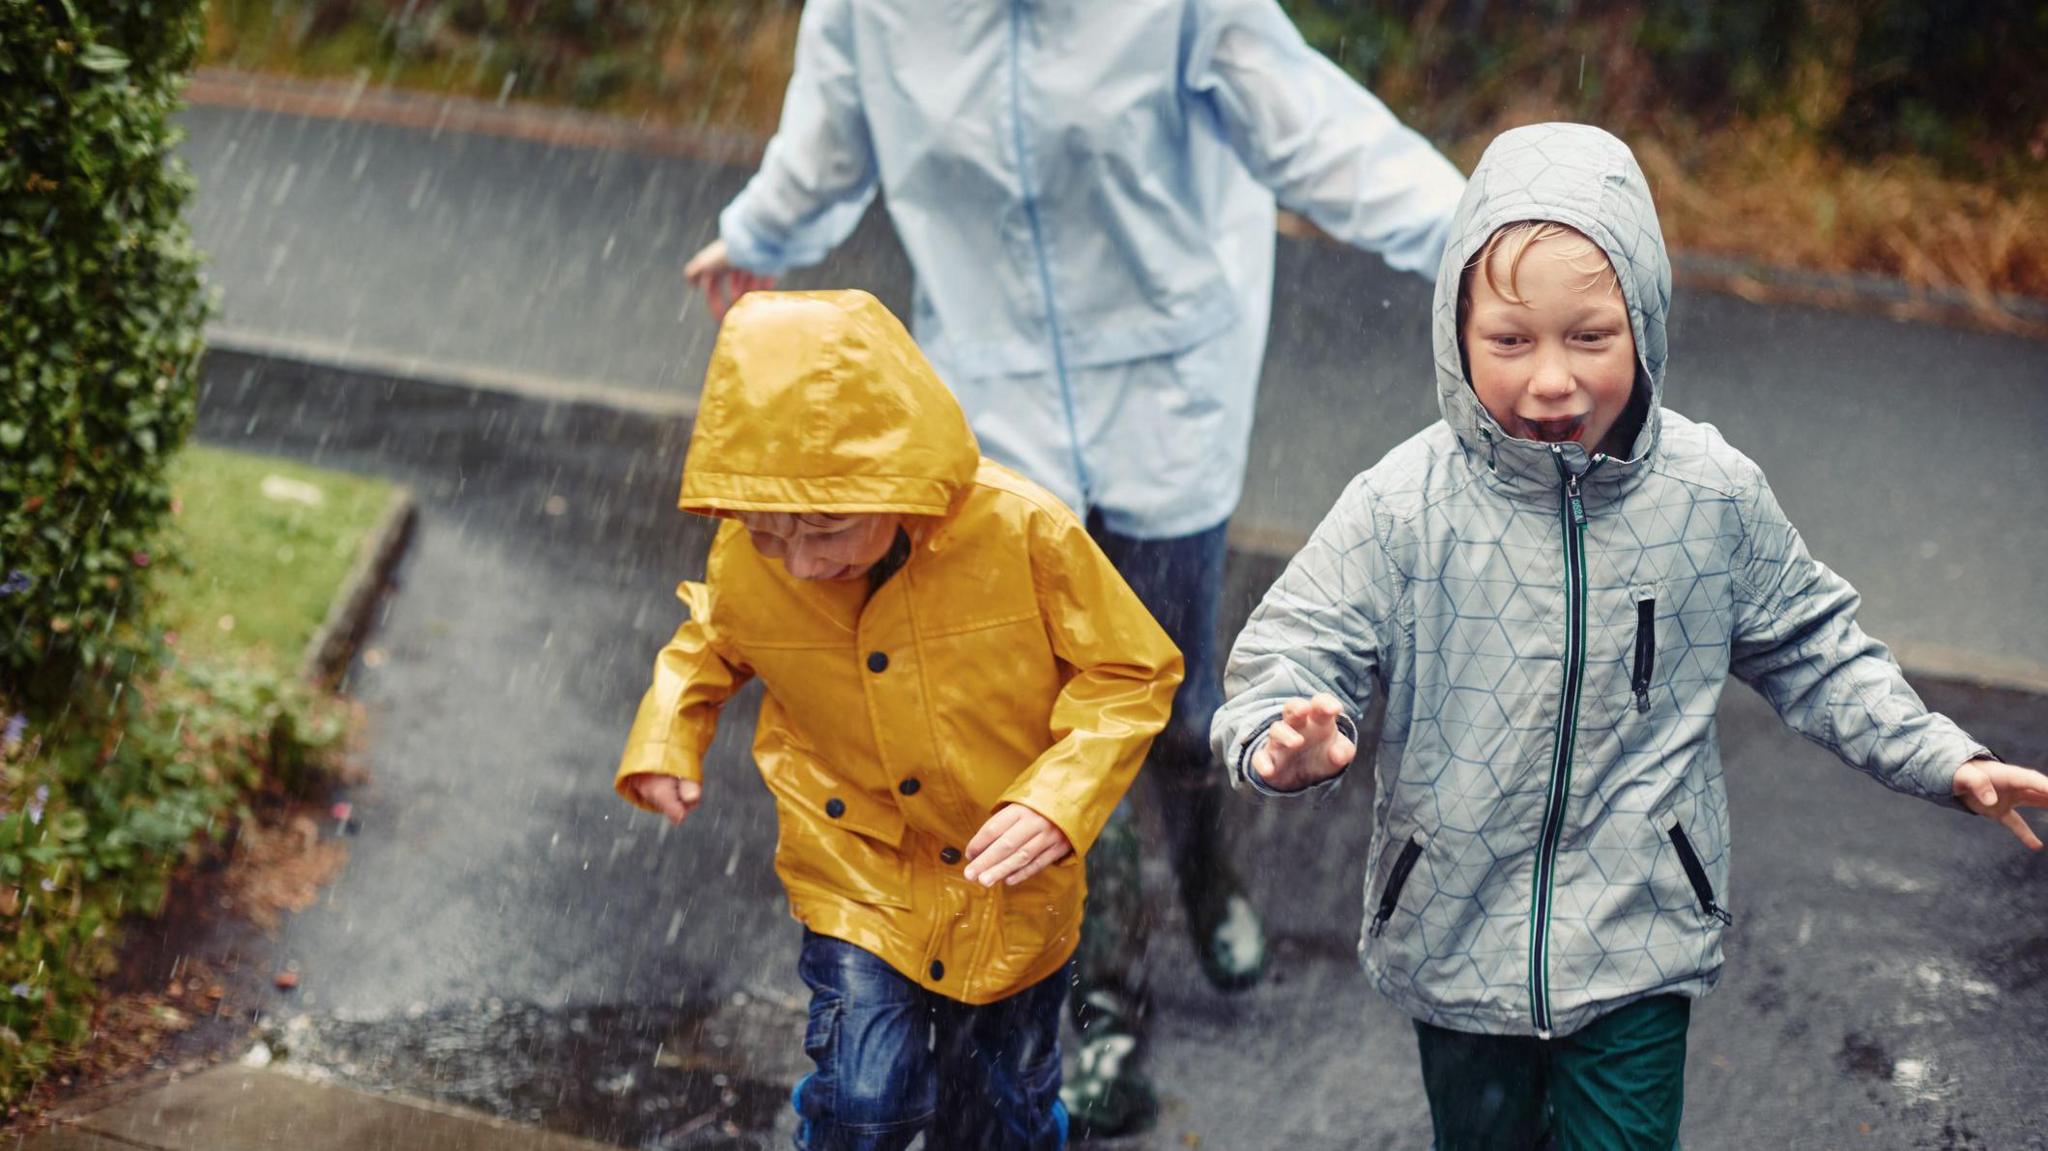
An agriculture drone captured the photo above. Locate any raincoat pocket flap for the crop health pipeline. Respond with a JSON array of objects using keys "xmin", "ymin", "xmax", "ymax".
[{"xmin": 772, "ymin": 751, "xmax": 907, "ymax": 850}]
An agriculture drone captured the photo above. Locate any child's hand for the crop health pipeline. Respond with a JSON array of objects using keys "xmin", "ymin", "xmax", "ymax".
[
  {"xmin": 1251, "ymin": 694, "xmax": 1357, "ymax": 792},
  {"xmin": 1954, "ymin": 758, "xmax": 2048, "ymax": 850},
  {"xmin": 963, "ymin": 804, "xmax": 1072, "ymax": 888},
  {"xmin": 626, "ymin": 773, "xmax": 703, "ymax": 827},
  {"xmin": 684, "ymin": 240, "xmax": 778, "ymax": 322}
]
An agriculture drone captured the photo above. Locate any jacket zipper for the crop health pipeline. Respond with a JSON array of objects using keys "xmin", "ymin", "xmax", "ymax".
[
  {"xmin": 1631, "ymin": 595, "xmax": 1656, "ymax": 713},
  {"xmin": 1006, "ymin": 1, "xmax": 1090, "ymax": 503},
  {"xmin": 1666, "ymin": 824, "xmax": 1734, "ymax": 926},
  {"xmin": 1368, "ymin": 836, "xmax": 1424, "ymax": 939},
  {"xmin": 1530, "ymin": 447, "xmax": 1602, "ymax": 1035}
]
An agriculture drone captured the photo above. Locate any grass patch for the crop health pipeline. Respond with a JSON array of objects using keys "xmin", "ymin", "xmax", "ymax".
[
  {"xmin": 2, "ymin": 448, "xmax": 381, "ymax": 1108},
  {"xmin": 155, "ymin": 446, "xmax": 397, "ymax": 672}
]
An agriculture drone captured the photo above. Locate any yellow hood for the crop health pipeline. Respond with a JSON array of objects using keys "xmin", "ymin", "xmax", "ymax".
[{"xmin": 679, "ymin": 290, "xmax": 980, "ymax": 518}]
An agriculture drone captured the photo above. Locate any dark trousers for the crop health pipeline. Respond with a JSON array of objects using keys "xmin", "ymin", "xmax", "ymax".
[
  {"xmin": 1414, "ymin": 995, "xmax": 1691, "ymax": 1151},
  {"xmin": 1072, "ymin": 517, "xmax": 1232, "ymax": 1027},
  {"xmin": 790, "ymin": 931, "xmax": 1070, "ymax": 1151}
]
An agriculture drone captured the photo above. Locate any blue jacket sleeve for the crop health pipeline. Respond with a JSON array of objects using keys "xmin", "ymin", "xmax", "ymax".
[
  {"xmin": 1183, "ymin": 0, "xmax": 1465, "ymax": 278},
  {"xmin": 717, "ymin": 0, "xmax": 878, "ymax": 275},
  {"xmin": 1731, "ymin": 470, "xmax": 1989, "ymax": 807}
]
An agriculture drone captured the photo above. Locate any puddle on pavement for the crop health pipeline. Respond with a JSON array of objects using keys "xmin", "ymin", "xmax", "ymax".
[{"xmin": 272, "ymin": 995, "xmax": 805, "ymax": 1149}]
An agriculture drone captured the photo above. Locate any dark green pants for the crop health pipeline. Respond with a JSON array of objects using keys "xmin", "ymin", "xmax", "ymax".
[{"xmin": 1413, "ymin": 995, "xmax": 1690, "ymax": 1151}]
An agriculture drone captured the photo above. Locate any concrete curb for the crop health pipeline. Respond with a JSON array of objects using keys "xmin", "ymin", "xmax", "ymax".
[
  {"xmin": 16, "ymin": 1065, "xmax": 621, "ymax": 1151},
  {"xmin": 208, "ymin": 326, "xmax": 699, "ymax": 421},
  {"xmin": 185, "ymin": 67, "xmax": 2048, "ymax": 343},
  {"xmin": 298, "ymin": 485, "xmax": 417, "ymax": 689},
  {"xmin": 184, "ymin": 68, "xmax": 765, "ymax": 167}
]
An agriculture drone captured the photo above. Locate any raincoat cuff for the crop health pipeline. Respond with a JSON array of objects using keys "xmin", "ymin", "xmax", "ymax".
[
  {"xmin": 717, "ymin": 202, "xmax": 792, "ymax": 277},
  {"xmin": 614, "ymin": 743, "xmax": 702, "ymax": 813},
  {"xmin": 1936, "ymin": 745, "xmax": 2002, "ymax": 814},
  {"xmin": 1235, "ymin": 713, "xmax": 1354, "ymax": 801}
]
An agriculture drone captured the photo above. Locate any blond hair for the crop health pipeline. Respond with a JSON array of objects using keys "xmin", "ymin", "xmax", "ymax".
[{"xmin": 1457, "ymin": 221, "xmax": 1621, "ymax": 331}]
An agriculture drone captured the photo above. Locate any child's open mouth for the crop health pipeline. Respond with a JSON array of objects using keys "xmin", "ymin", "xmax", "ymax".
[{"xmin": 1519, "ymin": 416, "xmax": 1585, "ymax": 444}]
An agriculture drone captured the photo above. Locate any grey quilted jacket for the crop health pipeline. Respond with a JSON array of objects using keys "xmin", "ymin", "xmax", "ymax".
[{"xmin": 1212, "ymin": 123, "xmax": 1990, "ymax": 1038}]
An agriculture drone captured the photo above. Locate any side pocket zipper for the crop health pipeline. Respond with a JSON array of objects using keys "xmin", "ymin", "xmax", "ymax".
[
  {"xmin": 1368, "ymin": 836, "xmax": 1424, "ymax": 939},
  {"xmin": 1631, "ymin": 595, "xmax": 1656, "ymax": 713},
  {"xmin": 1666, "ymin": 824, "xmax": 1733, "ymax": 926}
]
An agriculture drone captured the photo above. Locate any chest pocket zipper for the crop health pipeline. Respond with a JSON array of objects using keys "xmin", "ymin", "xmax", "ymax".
[
  {"xmin": 1369, "ymin": 836, "xmax": 1424, "ymax": 939},
  {"xmin": 1631, "ymin": 594, "xmax": 1656, "ymax": 713}
]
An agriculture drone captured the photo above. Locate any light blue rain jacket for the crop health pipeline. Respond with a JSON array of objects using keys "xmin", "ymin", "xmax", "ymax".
[
  {"xmin": 718, "ymin": 0, "xmax": 1466, "ymax": 537},
  {"xmin": 1212, "ymin": 124, "xmax": 1992, "ymax": 1038}
]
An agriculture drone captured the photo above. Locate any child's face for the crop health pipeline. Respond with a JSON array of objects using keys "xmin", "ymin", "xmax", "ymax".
[
  {"xmin": 740, "ymin": 512, "xmax": 902, "ymax": 581},
  {"xmin": 1461, "ymin": 229, "xmax": 1638, "ymax": 457}
]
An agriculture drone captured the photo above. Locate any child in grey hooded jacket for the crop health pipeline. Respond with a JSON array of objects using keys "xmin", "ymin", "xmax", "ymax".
[{"xmin": 1210, "ymin": 122, "xmax": 2048, "ymax": 1148}]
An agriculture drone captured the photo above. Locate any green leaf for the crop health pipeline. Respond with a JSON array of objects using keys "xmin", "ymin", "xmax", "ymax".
[
  {"xmin": 76, "ymin": 44, "xmax": 130, "ymax": 74},
  {"xmin": 49, "ymin": 811, "xmax": 90, "ymax": 842}
]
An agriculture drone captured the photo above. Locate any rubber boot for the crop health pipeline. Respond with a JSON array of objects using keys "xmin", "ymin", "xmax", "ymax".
[
  {"xmin": 1062, "ymin": 807, "xmax": 1159, "ymax": 1139},
  {"xmin": 1154, "ymin": 737, "xmax": 1269, "ymax": 993}
]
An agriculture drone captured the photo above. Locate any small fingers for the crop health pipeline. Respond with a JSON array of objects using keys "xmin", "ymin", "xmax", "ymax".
[
  {"xmin": 1268, "ymin": 722, "xmax": 1306, "ymax": 755},
  {"xmin": 1328, "ymin": 736, "xmax": 1357, "ymax": 770},
  {"xmin": 638, "ymin": 777, "xmax": 688, "ymax": 826},
  {"xmin": 968, "ymin": 837, "xmax": 1032, "ymax": 885},
  {"xmin": 1004, "ymin": 831, "xmax": 1071, "ymax": 886},
  {"xmin": 2000, "ymin": 769, "xmax": 2048, "ymax": 807},
  {"xmin": 1998, "ymin": 809, "xmax": 2044, "ymax": 851},
  {"xmin": 967, "ymin": 824, "xmax": 1038, "ymax": 885},
  {"xmin": 966, "ymin": 807, "xmax": 1024, "ymax": 861}
]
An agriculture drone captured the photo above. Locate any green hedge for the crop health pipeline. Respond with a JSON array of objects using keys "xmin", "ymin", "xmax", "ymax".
[
  {"xmin": 2, "ymin": 662, "xmax": 347, "ymax": 1102},
  {"xmin": 0, "ymin": 0, "xmax": 308, "ymax": 1106},
  {"xmin": 1, "ymin": 0, "xmax": 211, "ymax": 697}
]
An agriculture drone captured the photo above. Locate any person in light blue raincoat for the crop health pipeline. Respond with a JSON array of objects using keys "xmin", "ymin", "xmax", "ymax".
[{"xmin": 683, "ymin": 0, "xmax": 1465, "ymax": 1135}]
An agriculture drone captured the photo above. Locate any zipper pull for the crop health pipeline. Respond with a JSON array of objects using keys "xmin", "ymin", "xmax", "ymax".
[
  {"xmin": 1634, "ymin": 688, "xmax": 1651, "ymax": 714},
  {"xmin": 1565, "ymin": 471, "xmax": 1586, "ymax": 526}
]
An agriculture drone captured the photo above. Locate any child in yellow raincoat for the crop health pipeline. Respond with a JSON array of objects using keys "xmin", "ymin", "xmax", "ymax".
[{"xmin": 616, "ymin": 289, "xmax": 1182, "ymax": 1150}]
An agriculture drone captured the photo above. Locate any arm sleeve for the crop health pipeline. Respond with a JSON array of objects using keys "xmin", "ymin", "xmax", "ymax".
[
  {"xmin": 1183, "ymin": 0, "xmax": 1465, "ymax": 277},
  {"xmin": 1212, "ymin": 474, "xmax": 1396, "ymax": 800},
  {"xmin": 997, "ymin": 511, "xmax": 1185, "ymax": 855},
  {"xmin": 1730, "ymin": 472, "xmax": 1989, "ymax": 808},
  {"xmin": 614, "ymin": 580, "xmax": 754, "ymax": 811},
  {"xmin": 716, "ymin": 0, "xmax": 879, "ymax": 275}
]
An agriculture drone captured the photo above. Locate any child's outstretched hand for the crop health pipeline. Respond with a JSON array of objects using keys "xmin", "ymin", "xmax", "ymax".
[
  {"xmin": 684, "ymin": 240, "xmax": 778, "ymax": 322},
  {"xmin": 1954, "ymin": 758, "xmax": 2048, "ymax": 850},
  {"xmin": 625, "ymin": 773, "xmax": 703, "ymax": 827},
  {"xmin": 964, "ymin": 803, "xmax": 1072, "ymax": 888},
  {"xmin": 1251, "ymin": 693, "xmax": 1357, "ymax": 793}
]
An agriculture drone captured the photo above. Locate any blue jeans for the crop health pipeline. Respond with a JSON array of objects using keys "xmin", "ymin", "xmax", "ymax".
[{"xmin": 791, "ymin": 932, "xmax": 1070, "ymax": 1151}]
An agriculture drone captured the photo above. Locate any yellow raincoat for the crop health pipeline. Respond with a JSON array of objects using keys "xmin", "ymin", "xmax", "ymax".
[{"xmin": 616, "ymin": 290, "xmax": 1182, "ymax": 1004}]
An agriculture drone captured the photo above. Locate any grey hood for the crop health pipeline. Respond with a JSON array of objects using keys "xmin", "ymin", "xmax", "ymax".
[{"xmin": 1431, "ymin": 123, "xmax": 1671, "ymax": 496}]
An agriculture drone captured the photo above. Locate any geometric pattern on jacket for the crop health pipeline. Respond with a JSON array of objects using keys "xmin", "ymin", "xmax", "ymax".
[{"xmin": 1212, "ymin": 123, "xmax": 1989, "ymax": 1037}]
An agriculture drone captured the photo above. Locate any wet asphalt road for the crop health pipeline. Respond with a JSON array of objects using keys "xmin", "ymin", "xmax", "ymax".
[{"xmin": 183, "ymin": 350, "xmax": 2048, "ymax": 1150}]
